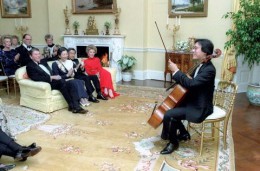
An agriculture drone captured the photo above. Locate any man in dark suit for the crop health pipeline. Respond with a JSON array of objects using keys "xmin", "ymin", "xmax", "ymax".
[
  {"xmin": 15, "ymin": 34, "xmax": 34, "ymax": 67},
  {"xmin": 26, "ymin": 48, "xmax": 87, "ymax": 114},
  {"xmin": 0, "ymin": 129, "xmax": 41, "ymax": 162},
  {"xmin": 160, "ymin": 39, "xmax": 216, "ymax": 154}
]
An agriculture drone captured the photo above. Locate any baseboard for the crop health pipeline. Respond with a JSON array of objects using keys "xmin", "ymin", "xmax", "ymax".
[{"xmin": 132, "ymin": 70, "xmax": 220, "ymax": 89}]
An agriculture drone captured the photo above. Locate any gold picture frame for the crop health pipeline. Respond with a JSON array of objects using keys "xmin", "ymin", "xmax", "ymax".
[
  {"xmin": 72, "ymin": 0, "xmax": 117, "ymax": 14},
  {"xmin": 169, "ymin": 0, "xmax": 208, "ymax": 17},
  {"xmin": 0, "ymin": 0, "xmax": 31, "ymax": 18}
]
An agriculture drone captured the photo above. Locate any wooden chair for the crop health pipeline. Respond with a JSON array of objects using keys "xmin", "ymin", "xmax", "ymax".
[
  {"xmin": 0, "ymin": 63, "xmax": 9, "ymax": 96},
  {"xmin": 187, "ymin": 80, "xmax": 237, "ymax": 155}
]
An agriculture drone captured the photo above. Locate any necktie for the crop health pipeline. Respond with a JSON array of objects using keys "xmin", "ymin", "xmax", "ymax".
[{"xmin": 194, "ymin": 64, "xmax": 203, "ymax": 78}]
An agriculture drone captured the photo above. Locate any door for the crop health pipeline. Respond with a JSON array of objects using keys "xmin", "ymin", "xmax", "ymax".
[{"xmin": 234, "ymin": 55, "xmax": 260, "ymax": 93}]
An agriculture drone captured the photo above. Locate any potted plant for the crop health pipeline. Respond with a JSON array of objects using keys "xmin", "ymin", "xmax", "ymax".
[
  {"xmin": 117, "ymin": 55, "xmax": 137, "ymax": 81},
  {"xmin": 223, "ymin": 0, "xmax": 260, "ymax": 106},
  {"xmin": 73, "ymin": 21, "xmax": 80, "ymax": 35},
  {"xmin": 104, "ymin": 21, "xmax": 111, "ymax": 35}
]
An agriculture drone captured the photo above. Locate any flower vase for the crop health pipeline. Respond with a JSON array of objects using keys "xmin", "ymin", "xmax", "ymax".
[
  {"xmin": 74, "ymin": 28, "xmax": 79, "ymax": 35},
  {"xmin": 105, "ymin": 27, "xmax": 110, "ymax": 35}
]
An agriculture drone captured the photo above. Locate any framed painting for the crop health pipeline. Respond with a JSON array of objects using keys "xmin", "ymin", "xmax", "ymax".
[
  {"xmin": 169, "ymin": 0, "xmax": 208, "ymax": 17},
  {"xmin": 72, "ymin": 0, "xmax": 117, "ymax": 14},
  {"xmin": 0, "ymin": 0, "xmax": 31, "ymax": 18}
]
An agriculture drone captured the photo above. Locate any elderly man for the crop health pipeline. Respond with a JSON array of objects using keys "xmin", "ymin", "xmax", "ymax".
[{"xmin": 15, "ymin": 34, "xmax": 34, "ymax": 66}]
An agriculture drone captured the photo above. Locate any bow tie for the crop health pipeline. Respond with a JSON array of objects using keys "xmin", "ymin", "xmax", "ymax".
[{"xmin": 27, "ymin": 45, "xmax": 32, "ymax": 49}]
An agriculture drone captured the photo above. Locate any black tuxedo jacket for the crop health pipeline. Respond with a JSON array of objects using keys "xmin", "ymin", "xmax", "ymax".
[
  {"xmin": 16, "ymin": 45, "xmax": 34, "ymax": 67},
  {"xmin": 26, "ymin": 60, "xmax": 53, "ymax": 84},
  {"xmin": 173, "ymin": 61, "xmax": 216, "ymax": 123}
]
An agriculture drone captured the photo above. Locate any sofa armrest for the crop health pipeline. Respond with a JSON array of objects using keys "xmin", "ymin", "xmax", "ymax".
[{"xmin": 18, "ymin": 79, "xmax": 53, "ymax": 98}]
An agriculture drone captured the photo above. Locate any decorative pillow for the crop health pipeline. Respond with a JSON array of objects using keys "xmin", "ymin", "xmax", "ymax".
[{"xmin": 23, "ymin": 73, "xmax": 29, "ymax": 79}]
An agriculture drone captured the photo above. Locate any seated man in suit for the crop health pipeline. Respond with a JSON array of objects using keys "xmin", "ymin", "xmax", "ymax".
[
  {"xmin": 15, "ymin": 34, "xmax": 34, "ymax": 67},
  {"xmin": 160, "ymin": 39, "xmax": 216, "ymax": 154},
  {"xmin": 0, "ymin": 129, "xmax": 41, "ymax": 162},
  {"xmin": 26, "ymin": 48, "xmax": 87, "ymax": 114}
]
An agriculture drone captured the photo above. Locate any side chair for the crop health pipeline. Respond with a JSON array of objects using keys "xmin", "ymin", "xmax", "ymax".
[
  {"xmin": 187, "ymin": 80, "xmax": 238, "ymax": 155},
  {"xmin": 0, "ymin": 63, "xmax": 9, "ymax": 96},
  {"xmin": 0, "ymin": 62, "xmax": 18, "ymax": 97}
]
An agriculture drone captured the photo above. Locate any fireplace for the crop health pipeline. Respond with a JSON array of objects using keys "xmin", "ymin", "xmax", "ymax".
[
  {"xmin": 76, "ymin": 46, "xmax": 110, "ymax": 67},
  {"xmin": 63, "ymin": 35, "xmax": 126, "ymax": 82}
]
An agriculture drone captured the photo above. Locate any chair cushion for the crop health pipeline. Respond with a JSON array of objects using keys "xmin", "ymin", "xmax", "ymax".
[
  {"xmin": 206, "ymin": 106, "xmax": 226, "ymax": 120},
  {"xmin": 8, "ymin": 75, "xmax": 15, "ymax": 79},
  {"xmin": 0, "ymin": 76, "xmax": 8, "ymax": 81}
]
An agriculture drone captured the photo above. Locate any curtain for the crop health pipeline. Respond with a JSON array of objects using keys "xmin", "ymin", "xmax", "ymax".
[{"xmin": 221, "ymin": 0, "xmax": 240, "ymax": 81}]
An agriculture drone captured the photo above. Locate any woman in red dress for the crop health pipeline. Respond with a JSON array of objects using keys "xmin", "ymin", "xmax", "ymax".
[{"xmin": 83, "ymin": 45, "xmax": 119, "ymax": 99}]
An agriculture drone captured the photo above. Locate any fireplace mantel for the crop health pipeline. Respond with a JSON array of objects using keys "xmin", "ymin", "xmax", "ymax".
[{"xmin": 63, "ymin": 35, "xmax": 126, "ymax": 82}]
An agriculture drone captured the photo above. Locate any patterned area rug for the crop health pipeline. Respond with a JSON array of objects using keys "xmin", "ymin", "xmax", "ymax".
[
  {"xmin": 0, "ymin": 103, "xmax": 50, "ymax": 136},
  {"xmin": 117, "ymin": 85, "xmax": 235, "ymax": 171},
  {"xmin": 1, "ymin": 85, "xmax": 234, "ymax": 171}
]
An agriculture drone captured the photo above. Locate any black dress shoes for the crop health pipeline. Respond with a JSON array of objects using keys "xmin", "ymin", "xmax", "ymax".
[
  {"xmin": 88, "ymin": 96, "xmax": 99, "ymax": 103},
  {"xmin": 160, "ymin": 142, "xmax": 179, "ymax": 155},
  {"xmin": 15, "ymin": 145, "xmax": 42, "ymax": 161},
  {"xmin": 14, "ymin": 149, "xmax": 31, "ymax": 161},
  {"xmin": 177, "ymin": 132, "xmax": 191, "ymax": 142},
  {"xmin": 97, "ymin": 94, "xmax": 108, "ymax": 100},
  {"xmin": 0, "ymin": 163, "xmax": 16, "ymax": 171},
  {"xmin": 68, "ymin": 106, "xmax": 73, "ymax": 112},
  {"xmin": 72, "ymin": 107, "xmax": 88, "ymax": 114}
]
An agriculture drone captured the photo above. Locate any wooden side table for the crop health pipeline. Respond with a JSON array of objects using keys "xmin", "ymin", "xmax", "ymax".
[{"xmin": 164, "ymin": 52, "xmax": 194, "ymax": 82}]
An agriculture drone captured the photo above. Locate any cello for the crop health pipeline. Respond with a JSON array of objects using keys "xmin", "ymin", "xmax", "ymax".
[{"xmin": 147, "ymin": 22, "xmax": 222, "ymax": 129}]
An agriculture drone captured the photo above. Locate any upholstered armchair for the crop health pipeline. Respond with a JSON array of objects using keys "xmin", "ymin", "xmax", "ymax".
[{"xmin": 15, "ymin": 60, "xmax": 117, "ymax": 113}]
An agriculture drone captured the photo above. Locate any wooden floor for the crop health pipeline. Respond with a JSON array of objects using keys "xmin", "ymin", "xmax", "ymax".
[{"xmin": 118, "ymin": 79, "xmax": 260, "ymax": 171}]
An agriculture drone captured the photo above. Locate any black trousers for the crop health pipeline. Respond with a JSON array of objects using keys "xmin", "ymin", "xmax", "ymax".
[
  {"xmin": 0, "ymin": 129, "xmax": 22, "ymax": 157},
  {"xmin": 50, "ymin": 79, "xmax": 80, "ymax": 109},
  {"xmin": 161, "ymin": 107, "xmax": 188, "ymax": 143},
  {"xmin": 75, "ymin": 73, "xmax": 101, "ymax": 95}
]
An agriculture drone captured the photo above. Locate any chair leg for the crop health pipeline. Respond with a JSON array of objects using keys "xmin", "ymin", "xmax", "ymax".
[
  {"xmin": 200, "ymin": 123, "xmax": 205, "ymax": 156},
  {"xmin": 13, "ymin": 79, "xmax": 16, "ymax": 97},
  {"xmin": 223, "ymin": 121, "xmax": 228, "ymax": 149},
  {"xmin": 6, "ymin": 80, "xmax": 9, "ymax": 96},
  {"xmin": 211, "ymin": 123, "xmax": 215, "ymax": 141},
  {"xmin": 187, "ymin": 122, "xmax": 190, "ymax": 132}
]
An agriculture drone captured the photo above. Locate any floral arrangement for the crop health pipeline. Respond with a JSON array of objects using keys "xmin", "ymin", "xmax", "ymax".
[
  {"xmin": 175, "ymin": 40, "xmax": 190, "ymax": 52},
  {"xmin": 72, "ymin": 21, "xmax": 80, "ymax": 29}
]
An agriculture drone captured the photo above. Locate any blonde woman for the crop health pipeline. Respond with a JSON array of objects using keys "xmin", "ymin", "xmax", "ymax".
[{"xmin": 83, "ymin": 45, "xmax": 119, "ymax": 99}]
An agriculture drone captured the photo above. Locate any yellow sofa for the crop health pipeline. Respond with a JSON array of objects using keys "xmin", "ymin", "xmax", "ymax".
[{"xmin": 15, "ymin": 60, "xmax": 117, "ymax": 113}]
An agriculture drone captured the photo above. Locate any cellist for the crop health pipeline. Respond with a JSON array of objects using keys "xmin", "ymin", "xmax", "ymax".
[{"xmin": 160, "ymin": 39, "xmax": 216, "ymax": 154}]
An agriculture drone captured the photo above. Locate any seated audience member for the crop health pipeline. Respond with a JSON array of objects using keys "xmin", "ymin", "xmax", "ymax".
[
  {"xmin": 52, "ymin": 47, "xmax": 91, "ymax": 107},
  {"xmin": 0, "ymin": 35, "xmax": 4, "ymax": 50},
  {"xmin": 68, "ymin": 48, "xmax": 107, "ymax": 101},
  {"xmin": 42, "ymin": 34, "xmax": 56, "ymax": 61},
  {"xmin": 26, "ymin": 48, "xmax": 87, "ymax": 114},
  {"xmin": 16, "ymin": 34, "xmax": 34, "ymax": 66},
  {"xmin": 0, "ymin": 129, "xmax": 41, "ymax": 162},
  {"xmin": 0, "ymin": 36, "xmax": 20, "ymax": 76},
  {"xmin": 50, "ymin": 44, "xmax": 61, "ymax": 61},
  {"xmin": 84, "ymin": 45, "xmax": 119, "ymax": 99},
  {"xmin": 0, "ymin": 163, "xmax": 16, "ymax": 170},
  {"xmin": 11, "ymin": 35, "xmax": 20, "ymax": 49}
]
